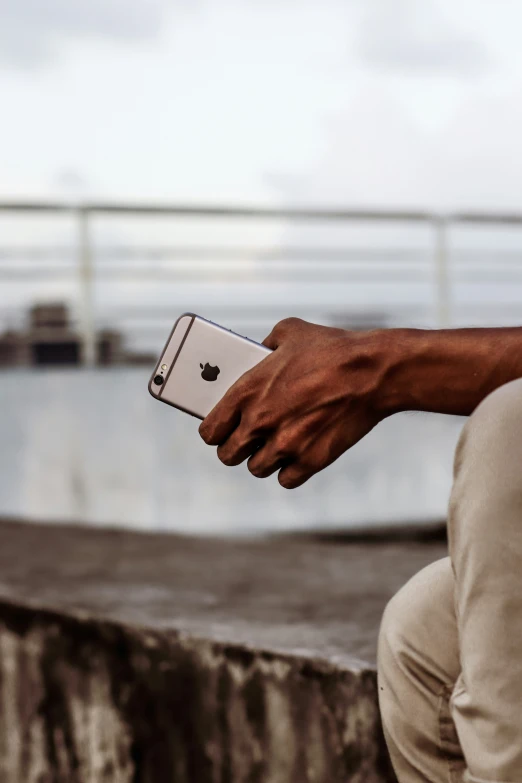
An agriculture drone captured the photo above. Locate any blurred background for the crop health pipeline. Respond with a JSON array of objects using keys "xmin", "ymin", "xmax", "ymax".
[{"xmin": 1, "ymin": 0, "xmax": 522, "ymax": 535}]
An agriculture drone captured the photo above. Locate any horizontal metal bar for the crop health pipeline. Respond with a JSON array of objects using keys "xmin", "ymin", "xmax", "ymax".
[
  {"xmin": 89, "ymin": 303, "xmax": 522, "ymax": 321},
  {"xmin": 452, "ymin": 212, "xmax": 522, "ymax": 226},
  {"xmin": 2, "ymin": 247, "xmax": 522, "ymax": 265},
  {"xmin": 0, "ymin": 247, "xmax": 434, "ymax": 263},
  {"xmin": 4, "ymin": 266, "xmax": 522, "ymax": 282},
  {"xmin": 2, "ymin": 201, "xmax": 522, "ymax": 225},
  {"xmin": 92, "ymin": 304, "xmax": 428, "ymax": 318},
  {"xmin": 452, "ymin": 273, "xmax": 522, "ymax": 282},
  {"xmin": 0, "ymin": 267, "xmax": 432, "ymax": 282},
  {"xmin": 0, "ymin": 202, "xmax": 78, "ymax": 214},
  {"xmin": 3, "ymin": 301, "xmax": 521, "ymax": 318},
  {"xmin": 0, "ymin": 201, "xmax": 438, "ymax": 222}
]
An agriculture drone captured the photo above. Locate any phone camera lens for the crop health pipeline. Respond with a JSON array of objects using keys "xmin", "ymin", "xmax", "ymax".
[{"xmin": 153, "ymin": 374, "xmax": 164, "ymax": 386}]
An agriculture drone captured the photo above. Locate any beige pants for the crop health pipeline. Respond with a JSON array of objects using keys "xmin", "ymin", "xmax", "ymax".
[{"xmin": 377, "ymin": 377, "xmax": 522, "ymax": 783}]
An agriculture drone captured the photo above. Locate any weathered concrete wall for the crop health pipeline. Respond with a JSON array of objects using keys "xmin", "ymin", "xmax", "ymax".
[
  {"xmin": 0, "ymin": 519, "xmax": 448, "ymax": 782},
  {"xmin": 0, "ymin": 603, "xmax": 396, "ymax": 783}
]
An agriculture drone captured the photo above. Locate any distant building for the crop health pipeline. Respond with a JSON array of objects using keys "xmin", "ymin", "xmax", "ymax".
[
  {"xmin": 29, "ymin": 303, "xmax": 69, "ymax": 331},
  {"xmin": 0, "ymin": 331, "xmax": 29, "ymax": 366},
  {"xmin": 124, "ymin": 350, "xmax": 157, "ymax": 366},
  {"xmin": 98, "ymin": 329, "xmax": 124, "ymax": 366},
  {"xmin": 0, "ymin": 302, "xmax": 150, "ymax": 367},
  {"xmin": 28, "ymin": 303, "xmax": 81, "ymax": 365}
]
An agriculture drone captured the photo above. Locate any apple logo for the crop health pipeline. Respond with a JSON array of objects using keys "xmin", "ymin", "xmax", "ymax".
[{"xmin": 200, "ymin": 362, "xmax": 220, "ymax": 382}]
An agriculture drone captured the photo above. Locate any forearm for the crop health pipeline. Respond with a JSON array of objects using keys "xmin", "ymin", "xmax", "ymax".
[{"xmin": 369, "ymin": 327, "xmax": 522, "ymax": 417}]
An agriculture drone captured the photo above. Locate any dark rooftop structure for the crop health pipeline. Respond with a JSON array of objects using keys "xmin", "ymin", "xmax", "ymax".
[{"xmin": 0, "ymin": 302, "xmax": 153, "ymax": 367}]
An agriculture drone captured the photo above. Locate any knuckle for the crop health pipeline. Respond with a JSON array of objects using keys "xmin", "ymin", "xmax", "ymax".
[
  {"xmin": 230, "ymin": 377, "xmax": 248, "ymax": 400},
  {"xmin": 276, "ymin": 316, "xmax": 301, "ymax": 332},
  {"xmin": 243, "ymin": 409, "xmax": 272, "ymax": 436},
  {"xmin": 247, "ymin": 450, "xmax": 266, "ymax": 476},
  {"xmin": 273, "ymin": 431, "xmax": 297, "ymax": 460},
  {"xmin": 293, "ymin": 454, "xmax": 315, "ymax": 474}
]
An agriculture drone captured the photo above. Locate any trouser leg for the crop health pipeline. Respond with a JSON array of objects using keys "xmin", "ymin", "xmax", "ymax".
[
  {"xmin": 379, "ymin": 377, "xmax": 522, "ymax": 782},
  {"xmin": 377, "ymin": 556, "xmax": 465, "ymax": 782},
  {"xmin": 447, "ymin": 377, "xmax": 522, "ymax": 781}
]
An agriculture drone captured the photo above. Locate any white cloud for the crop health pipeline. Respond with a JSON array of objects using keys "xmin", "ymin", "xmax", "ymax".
[
  {"xmin": 0, "ymin": 0, "xmax": 171, "ymax": 67},
  {"xmin": 1, "ymin": 0, "xmax": 522, "ymax": 212},
  {"xmin": 355, "ymin": 0, "xmax": 491, "ymax": 76}
]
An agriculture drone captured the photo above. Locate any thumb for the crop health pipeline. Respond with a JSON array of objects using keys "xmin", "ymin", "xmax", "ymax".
[
  {"xmin": 262, "ymin": 316, "xmax": 302, "ymax": 350},
  {"xmin": 261, "ymin": 334, "xmax": 278, "ymax": 350},
  {"xmin": 261, "ymin": 325, "xmax": 283, "ymax": 351}
]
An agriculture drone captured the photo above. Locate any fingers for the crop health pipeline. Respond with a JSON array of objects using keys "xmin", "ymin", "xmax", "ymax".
[
  {"xmin": 198, "ymin": 399, "xmax": 241, "ymax": 445},
  {"xmin": 246, "ymin": 448, "xmax": 293, "ymax": 479},
  {"xmin": 208, "ymin": 413, "xmax": 324, "ymax": 489},
  {"xmin": 215, "ymin": 420, "xmax": 294, "ymax": 475},
  {"xmin": 201, "ymin": 315, "xmax": 315, "ymax": 485},
  {"xmin": 249, "ymin": 450, "xmax": 316, "ymax": 489},
  {"xmin": 277, "ymin": 463, "xmax": 316, "ymax": 489},
  {"xmin": 201, "ymin": 316, "xmax": 303, "ymax": 442},
  {"xmin": 216, "ymin": 432, "xmax": 266, "ymax": 467},
  {"xmin": 199, "ymin": 365, "xmax": 255, "ymax": 445},
  {"xmin": 245, "ymin": 430, "xmax": 312, "ymax": 488}
]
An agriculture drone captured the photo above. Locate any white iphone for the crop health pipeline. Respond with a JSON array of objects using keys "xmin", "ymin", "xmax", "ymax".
[{"xmin": 148, "ymin": 313, "xmax": 273, "ymax": 420}]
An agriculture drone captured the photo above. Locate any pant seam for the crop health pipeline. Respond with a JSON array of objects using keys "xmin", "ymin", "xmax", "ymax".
[
  {"xmin": 441, "ymin": 685, "xmax": 513, "ymax": 783},
  {"xmin": 465, "ymin": 776, "xmax": 516, "ymax": 783},
  {"xmin": 438, "ymin": 683, "xmax": 463, "ymax": 783}
]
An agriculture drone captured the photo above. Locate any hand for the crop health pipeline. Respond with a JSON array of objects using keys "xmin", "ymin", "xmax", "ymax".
[{"xmin": 198, "ymin": 317, "xmax": 389, "ymax": 489}]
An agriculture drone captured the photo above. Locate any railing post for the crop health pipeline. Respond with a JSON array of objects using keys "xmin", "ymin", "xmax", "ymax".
[
  {"xmin": 78, "ymin": 207, "xmax": 97, "ymax": 366},
  {"xmin": 434, "ymin": 216, "xmax": 451, "ymax": 328}
]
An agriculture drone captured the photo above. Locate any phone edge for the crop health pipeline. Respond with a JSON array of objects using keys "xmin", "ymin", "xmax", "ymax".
[{"xmin": 147, "ymin": 311, "xmax": 196, "ymax": 401}]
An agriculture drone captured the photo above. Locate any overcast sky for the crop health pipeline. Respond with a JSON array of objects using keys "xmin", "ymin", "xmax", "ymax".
[{"xmin": 1, "ymin": 0, "xmax": 522, "ymax": 210}]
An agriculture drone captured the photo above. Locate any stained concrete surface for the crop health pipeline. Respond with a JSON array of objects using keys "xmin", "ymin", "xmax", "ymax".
[
  {"xmin": 0, "ymin": 518, "xmax": 447, "ymax": 667},
  {"xmin": 0, "ymin": 518, "xmax": 448, "ymax": 782}
]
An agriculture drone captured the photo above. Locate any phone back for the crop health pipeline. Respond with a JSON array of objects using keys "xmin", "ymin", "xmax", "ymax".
[{"xmin": 148, "ymin": 313, "xmax": 273, "ymax": 419}]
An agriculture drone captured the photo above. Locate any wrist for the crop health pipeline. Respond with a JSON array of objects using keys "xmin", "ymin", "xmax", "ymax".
[
  {"xmin": 365, "ymin": 326, "xmax": 477, "ymax": 417},
  {"xmin": 364, "ymin": 325, "xmax": 522, "ymax": 418},
  {"xmin": 346, "ymin": 326, "xmax": 472, "ymax": 418},
  {"xmin": 364, "ymin": 327, "xmax": 425, "ymax": 417},
  {"xmin": 335, "ymin": 326, "xmax": 419, "ymax": 418}
]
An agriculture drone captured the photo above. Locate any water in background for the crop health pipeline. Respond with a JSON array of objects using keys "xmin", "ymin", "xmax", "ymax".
[{"xmin": 0, "ymin": 367, "xmax": 465, "ymax": 534}]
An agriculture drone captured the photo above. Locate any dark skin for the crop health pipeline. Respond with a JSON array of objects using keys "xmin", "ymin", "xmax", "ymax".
[{"xmin": 198, "ymin": 317, "xmax": 522, "ymax": 489}]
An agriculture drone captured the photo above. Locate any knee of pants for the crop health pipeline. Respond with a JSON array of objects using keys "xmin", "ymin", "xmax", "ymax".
[
  {"xmin": 376, "ymin": 581, "xmax": 423, "ymax": 734},
  {"xmin": 377, "ymin": 558, "xmax": 457, "ymax": 695},
  {"xmin": 452, "ymin": 376, "xmax": 522, "ymax": 478},
  {"xmin": 377, "ymin": 569, "xmax": 430, "ymax": 687},
  {"xmin": 377, "ymin": 592, "xmax": 402, "ymax": 686}
]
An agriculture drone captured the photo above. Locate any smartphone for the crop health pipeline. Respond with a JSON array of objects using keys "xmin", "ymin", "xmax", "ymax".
[{"xmin": 148, "ymin": 313, "xmax": 273, "ymax": 420}]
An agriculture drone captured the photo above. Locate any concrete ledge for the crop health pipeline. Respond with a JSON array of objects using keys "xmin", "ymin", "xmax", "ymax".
[
  {"xmin": 282, "ymin": 518, "xmax": 448, "ymax": 544},
  {"xmin": 0, "ymin": 519, "xmax": 448, "ymax": 782}
]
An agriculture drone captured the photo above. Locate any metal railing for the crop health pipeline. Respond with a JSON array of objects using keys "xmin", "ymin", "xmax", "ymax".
[{"xmin": 1, "ymin": 201, "xmax": 522, "ymax": 365}]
